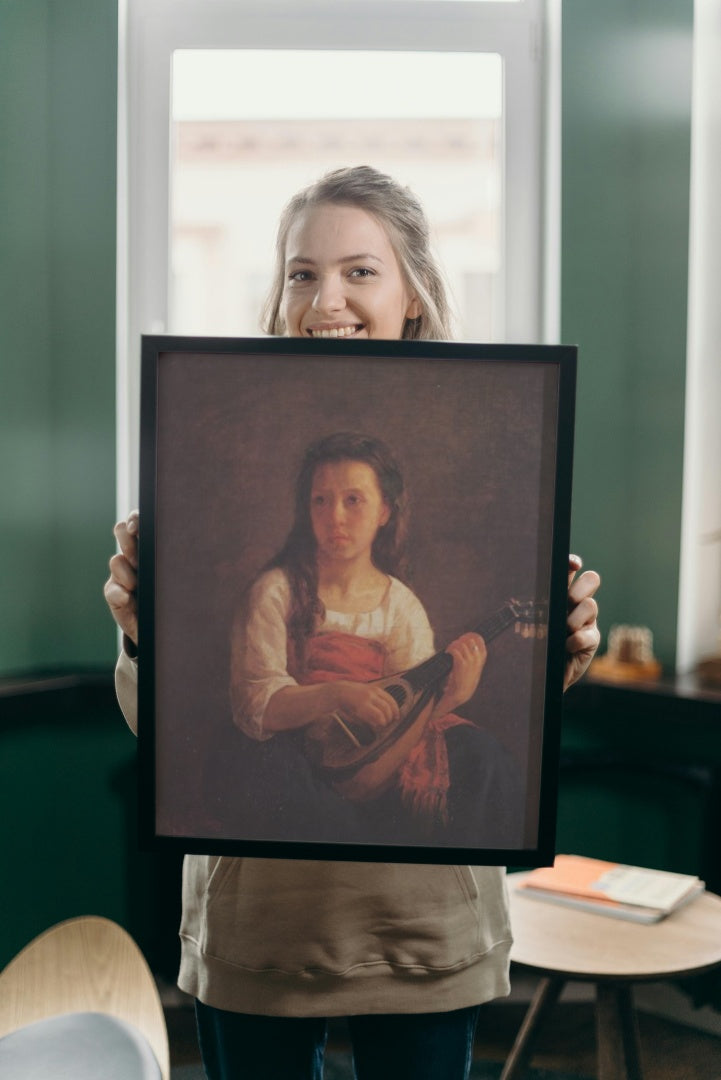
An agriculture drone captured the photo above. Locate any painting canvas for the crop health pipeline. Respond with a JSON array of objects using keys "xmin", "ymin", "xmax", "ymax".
[{"xmin": 138, "ymin": 336, "xmax": 576, "ymax": 864}]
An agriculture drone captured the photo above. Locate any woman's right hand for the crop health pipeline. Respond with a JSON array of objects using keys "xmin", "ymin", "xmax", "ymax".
[
  {"xmin": 103, "ymin": 510, "xmax": 139, "ymax": 645},
  {"xmin": 334, "ymin": 681, "xmax": 401, "ymax": 732},
  {"xmin": 263, "ymin": 678, "xmax": 400, "ymax": 734}
]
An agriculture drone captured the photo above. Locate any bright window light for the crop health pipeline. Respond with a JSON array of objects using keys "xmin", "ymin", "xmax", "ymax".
[{"xmin": 170, "ymin": 50, "xmax": 503, "ymax": 341}]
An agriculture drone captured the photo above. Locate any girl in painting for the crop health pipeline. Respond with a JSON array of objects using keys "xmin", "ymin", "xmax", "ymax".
[{"xmin": 229, "ymin": 430, "xmax": 521, "ymax": 847}]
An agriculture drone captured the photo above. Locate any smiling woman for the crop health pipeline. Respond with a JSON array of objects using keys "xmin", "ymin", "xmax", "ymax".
[{"xmin": 263, "ymin": 166, "xmax": 450, "ymax": 341}]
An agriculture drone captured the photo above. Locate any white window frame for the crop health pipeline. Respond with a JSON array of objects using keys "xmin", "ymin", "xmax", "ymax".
[
  {"xmin": 117, "ymin": 0, "xmax": 559, "ymax": 511},
  {"xmin": 677, "ymin": 0, "xmax": 721, "ymax": 674}
]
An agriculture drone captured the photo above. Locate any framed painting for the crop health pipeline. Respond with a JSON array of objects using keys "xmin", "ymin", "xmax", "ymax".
[{"xmin": 137, "ymin": 336, "xmax": 576, "ymax": 864}]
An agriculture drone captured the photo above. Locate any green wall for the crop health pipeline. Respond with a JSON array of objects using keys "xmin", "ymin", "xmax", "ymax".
[
  {"xmin": 562, "ymin": 0, "xmax": 693, "ymax": 669},
  {"xmin": 0, "ymin": 0, "xmax": 130, "ymax": 970},
  {"xmin": 0, "ymin": 0, "xmax": 118, "ymax": 675}
]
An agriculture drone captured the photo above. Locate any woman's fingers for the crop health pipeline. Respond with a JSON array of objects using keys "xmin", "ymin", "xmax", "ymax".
[
  {"xmin": 567, "ymin": 590, "xmax": 599, "ymax": 634},
  {"xmin": 342, "ymin": 684, "xmax": 400, "ymax": 730},
  {"xmin": 447, "ymin": 632, "xmax": 487, "ymax": 675},
  {"xmin": 113, "ymin": 511, "xmax": 139, "ymax": 568},
  {"xmin": 366, "ymin": 687, "xmax": 401, "ymax": 728},
  {"xmin": 564, "ymin": 559, "xmax": 601, "ymax": 690},
  {"xmin": 567, "ymin": 552, "xmax": 583, "ymax": 585},
  {"xmin": 108, "ymin": 551, "xmax": 137, "ymax": 591},
  {"xmin": 443, "ymin": 632, "xmax": 487, "ymax": 708},
  {"xmin": 103, "ymin": 577, "xmax": 138, "ymax": 642},
  {"xmin": 105, "ymin": 511, "xmax": 141, "ymax": 644}
]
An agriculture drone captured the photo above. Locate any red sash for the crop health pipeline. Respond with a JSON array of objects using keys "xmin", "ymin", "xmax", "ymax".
[
  {"xmin": 298, "ymin": 631, "xmax": 386, "ymax": 684},
  {"xmin": 299, "ymin": 631, "xmax": 470, "ymax": 822}
]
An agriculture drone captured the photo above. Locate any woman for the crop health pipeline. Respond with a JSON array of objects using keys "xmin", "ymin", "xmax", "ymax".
[{"xmin": 105, "ymin": 166, "xmax": 601, "ymax": 1080}]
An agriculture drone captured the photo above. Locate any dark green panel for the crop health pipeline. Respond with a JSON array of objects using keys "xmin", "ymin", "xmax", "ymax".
[
  {"xmin": 556, "ymin": 772, "xmax": 708, "ymax": 877},
  {"xmin": 0, "ymin": 687, "xmax": 132, "ymax": 966},
  {"xmin": 562, "ymin": 0, "xmax": 693, "ymax": 668},
  {"xmin": 0, "ymin": 0, "xmax": 118, "ymax": 674},
  {"xmin": 47, "ymin": 0, "xmax": 118, "ymax": 667},
  {"xmin": 0, "ymin": 2, "xmax": 55, "ymax": 669},
  {"xmin": 0, "ymin": 683, "xmax": 183, "ymax": 976},
  {"xmin": 559, "ymin": 682, "xmax": 721, "ymax": 889}
]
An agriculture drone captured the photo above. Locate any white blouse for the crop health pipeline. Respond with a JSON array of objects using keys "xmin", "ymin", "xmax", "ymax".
[{"xmin": 231, "ymin": 568, "xmax": 435, "ymax": 740}]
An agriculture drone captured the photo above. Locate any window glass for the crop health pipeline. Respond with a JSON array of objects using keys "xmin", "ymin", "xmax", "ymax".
[{"xmin": 170, "ymin": 50, "xmax": 503, "ymax": 341}]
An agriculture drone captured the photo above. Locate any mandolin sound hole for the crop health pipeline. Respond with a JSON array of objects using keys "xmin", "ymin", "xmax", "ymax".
[
  {"xmin": 348, "ymin": 721, "xmax": 376, "ymax": 747},
  {"xmin": 384, "ymin": 684, "xmax": 407, "ymax": 707}
]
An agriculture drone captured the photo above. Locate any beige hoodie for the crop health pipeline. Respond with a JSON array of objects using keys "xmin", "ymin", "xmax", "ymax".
[{"xmin": 116, "ymin": 650, "xmax": 512, "ymax": 1016}]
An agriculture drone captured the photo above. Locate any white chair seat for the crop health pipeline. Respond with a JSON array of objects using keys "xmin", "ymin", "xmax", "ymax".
[{"xmin": 0, "ymin": 1011, "xmax": 162, "ymax": 1079}]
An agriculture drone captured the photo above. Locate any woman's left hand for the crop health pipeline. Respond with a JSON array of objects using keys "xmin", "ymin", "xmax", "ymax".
[
  {"xmin": 433, "ymin": 632, "xmax": 487, "ymax": 717},
  {"xmin": 565, "ymin": 554, "xmax": 601, "ymax": 691}
]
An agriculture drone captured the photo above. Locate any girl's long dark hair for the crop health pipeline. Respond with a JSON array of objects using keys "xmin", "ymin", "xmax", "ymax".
[{"xmin": 266, "ymin": 432, "xmax": 409, "ymax": 670}]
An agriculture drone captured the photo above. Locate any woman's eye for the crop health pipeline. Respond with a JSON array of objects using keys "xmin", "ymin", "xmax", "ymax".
[
  {"xmin": 346, "ymin": 494, "xmax": 362, "ymax": 506},
  {"xmin": 349, "ymin": 267, "xmax": 375, "ymax": 279},
  {"xmin": 289, "ymin": 270, "xmax": 313, "ymax": 283}
]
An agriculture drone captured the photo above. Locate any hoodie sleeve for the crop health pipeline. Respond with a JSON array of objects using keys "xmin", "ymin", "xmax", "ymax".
[{"xmin": 115, "ymin": 645, "xmax": 139, "ymax": 736}]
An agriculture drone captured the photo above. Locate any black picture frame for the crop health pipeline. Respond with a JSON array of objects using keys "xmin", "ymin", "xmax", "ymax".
[{"xmin": 138, "ymin": 335, "xmax": 576, "ymax": 865}]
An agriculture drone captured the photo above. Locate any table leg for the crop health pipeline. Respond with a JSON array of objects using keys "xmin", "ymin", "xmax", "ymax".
[
  {"xmin": 596, "ymin": 982, "xmax": 643, "ymax": 1080},
  {"xmin": 499, "ymin": 976, "xmax": 565, "ymax": 1080}
]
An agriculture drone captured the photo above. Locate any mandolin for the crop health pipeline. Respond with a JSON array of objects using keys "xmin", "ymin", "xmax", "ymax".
[{"xmin": 304, "ymin": 598, "xmax": 547, "ymax": 801}]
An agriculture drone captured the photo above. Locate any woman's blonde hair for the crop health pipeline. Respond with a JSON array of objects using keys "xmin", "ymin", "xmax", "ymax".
[{"xmin": 261, "ymin": 165, "xmax": 454, "ymax": 341}]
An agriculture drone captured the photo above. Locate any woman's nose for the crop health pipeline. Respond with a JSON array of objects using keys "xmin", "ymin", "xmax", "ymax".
[
  {"xmin": 313, "ymin": 274, "xmax": 345, "ymax": 314},
  {"xmin": 330, "ymin": 499, "xmax": 346, "ymax": 523}
]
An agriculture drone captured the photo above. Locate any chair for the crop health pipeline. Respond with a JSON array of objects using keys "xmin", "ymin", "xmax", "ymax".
[{"xmin": 0, "ymin": 915, "xmax": 170, "ymax": 1079}]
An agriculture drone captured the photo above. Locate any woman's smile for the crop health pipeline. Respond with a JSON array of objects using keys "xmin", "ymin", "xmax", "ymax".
[{"xmin": 307, "ymin": 323, "xmax": 365, "ymax": 339}]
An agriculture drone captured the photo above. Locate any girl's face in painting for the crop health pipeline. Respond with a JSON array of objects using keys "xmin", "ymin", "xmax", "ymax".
[
  {"xmin": 310, "ymin": 460, "xmax": 390, "ymax": 565},
  {"xmin": 281, "ymin": 203, "xmax": 421, "ymax": 341}
]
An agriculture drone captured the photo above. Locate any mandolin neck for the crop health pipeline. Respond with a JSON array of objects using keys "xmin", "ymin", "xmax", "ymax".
[
  {"xmin": 472, "ymin": 604, "xmax": 519, "ymax": 644},
  {"xmin": 402, "ymin": 602, "xmax": 522, "ymax": 697}
]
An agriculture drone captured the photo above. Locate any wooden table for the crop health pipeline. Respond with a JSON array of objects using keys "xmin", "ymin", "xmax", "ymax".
[{"xmin": 503, "ymin": 873, "xmax": 721, "ymax": 1080}]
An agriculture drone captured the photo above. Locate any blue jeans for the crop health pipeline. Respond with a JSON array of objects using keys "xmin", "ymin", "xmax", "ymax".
[{"xmin": 195, "ymin": 1000, "xmax": 481, "ymax": 1080}]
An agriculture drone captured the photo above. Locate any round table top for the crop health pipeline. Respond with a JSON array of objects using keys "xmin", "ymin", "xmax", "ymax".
[{"xmin": 508, "ymin": 871, "xmax": 721, "ymax": 981}]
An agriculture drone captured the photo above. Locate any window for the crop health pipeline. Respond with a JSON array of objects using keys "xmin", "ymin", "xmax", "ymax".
[
  {"xmin": 118, "ymin": 0, "xmax": 557, "ymax": 509},
  {"xmin": 169, "ymin": 49, "xmax": 503, "ymax": 340}
]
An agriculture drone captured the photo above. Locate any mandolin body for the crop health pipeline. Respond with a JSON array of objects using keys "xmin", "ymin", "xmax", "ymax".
[
  {"xmin": 305, "ymin": 655, "xmax": 452, "ymax": 800},
  {"xmin": 304, "ymin": 598, "xmax": 546, "ymax": 803}
]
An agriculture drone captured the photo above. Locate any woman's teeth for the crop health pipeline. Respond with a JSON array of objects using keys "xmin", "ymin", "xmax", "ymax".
[{"xmin": 310, "ymin": 325, "xmax": 360, "ymax": 338}]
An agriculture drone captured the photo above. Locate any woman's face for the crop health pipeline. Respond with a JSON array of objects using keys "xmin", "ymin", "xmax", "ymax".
[
  {"xmin": 281, "ymin": 203, "xmax": 421, "ymax": 340},
  {"xmin": 310, "ymin": 459, "xmax": 390, "ymax": 565}
]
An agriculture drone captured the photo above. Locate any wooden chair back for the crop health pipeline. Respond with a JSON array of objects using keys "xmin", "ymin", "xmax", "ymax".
[{"xmin": 0, "ymin": 916, "xmax": 169, "ymax": 1080}]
